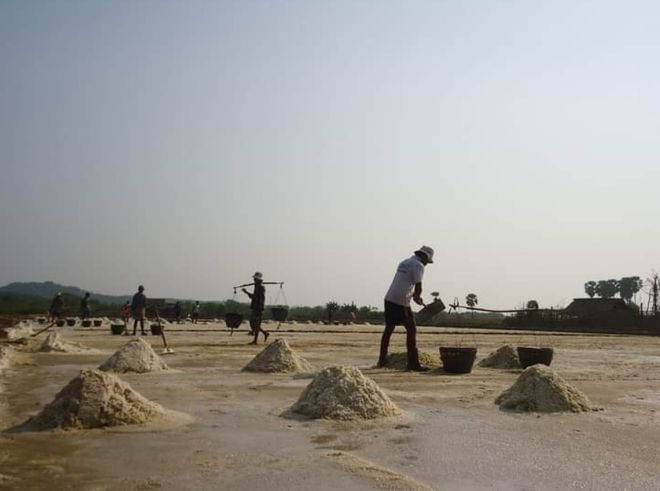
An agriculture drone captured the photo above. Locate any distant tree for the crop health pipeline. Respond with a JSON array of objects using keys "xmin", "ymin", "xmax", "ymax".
[
  {"xmin": 584, "ymin": 281, "xmax": 597, "ymax": 298},
  {"xmin": 466, "ymin": 293, "xmax": 478, "ymax": 308},
  {"xmin": 618, "ymin": 276, "xmax": 643, "ymax": 303},
  {"xmin": 595, "ymin": 279, "xmax": 619, "ymax": 299},
  {"xmin": 340, "ymin": 302, "xmax": 358, "ymax": 323},
  {"xmin": 526, "ymin": 300, "xmax": 539, "ymax": 310},
  {"xmin": 325, "ymin": 301, "xmax": 339, "ymax": 323}
]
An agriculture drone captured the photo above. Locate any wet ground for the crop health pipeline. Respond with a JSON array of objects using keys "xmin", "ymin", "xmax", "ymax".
[{"xmin": 1, "ymin": 322, "xmax": 660, "ymax": 490}]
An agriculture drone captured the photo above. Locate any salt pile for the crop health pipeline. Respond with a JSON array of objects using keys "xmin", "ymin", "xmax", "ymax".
[
  {"xmin": 99, "ymin": 338, "xmax": 168, "ymax": 373},
  {"xmin": 39, "ymin": 332, "xmax": 98, "ymax": 353},
  {"xmin": 243, "ymin": 339, "xmax": 314, "ymax": 373},
  {"xmin": 478, "ymin": 345, "xmax": 520, "ymax": 369},
  {"xmin": 289, "ymin": 366, "xmax": 401, "ymax": 420},
  {"xmin": 495, "ymin": 364, "xmax": 593, "ymax": 412},
  {"xmin": 384, "ymin": 351, "xmax": 440, "ymax": 370},
  {"xmin": 26, "ymin": 369, "xmax": 167, "ymax": 429},
  {"xmin": 2, "ymin": 323, "xmax": 34, "ymax": 341},
  {"xmin": 0, "ymin": 346, "xmax": 15, "ymax": 374}
]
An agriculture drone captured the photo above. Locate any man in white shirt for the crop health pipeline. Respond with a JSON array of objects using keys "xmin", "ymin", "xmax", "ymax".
[{"xmin": 378, "ymin": 246, "xmax": 434, "ymax": 371}]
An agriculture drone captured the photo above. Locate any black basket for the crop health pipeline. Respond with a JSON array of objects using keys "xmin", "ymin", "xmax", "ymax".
[
  {"xmin": 517, "ymin": 347, "xmax": 553, "ymax": 369},
  {"xmin": 150, "ymin": 324, "xmax": 163, "ymax": 336},
  {"xmin": 93, "ymin": 320, "xmax": 102, "ymax": 327},
  {"xmin": 439, "ymin": 347, "xmax": 478, "ymax": 374},
  {"xmin": 271, "ymin": 307, "xmax": 289, "ymax": 322},
  {"xmin": 81, "ymin": 320, "xmax": 92, "ymax": 328},
  {"xmin": 37, "ymin": 318, "xmax": 46, "ymax": 325},
  {"xmin": 66, "ymin": 318, "xmax": 76, "ymax": 327},
  {"xmin": 110, "ymin": 324, "xmax": 125, "ymax": 335},
  {"xmin": 225, "ymin": 313, "xmax": 243, "ymax": 329},
  {"xmin": 56, "ymin": 320, "xmax": 66, "ymax": 327}
]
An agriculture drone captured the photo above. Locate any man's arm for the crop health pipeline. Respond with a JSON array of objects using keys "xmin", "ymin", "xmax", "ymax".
[
  {"xmin": 412, "ymin": 283, "xmax": 425, "ymax": 306},
  {"xmin": 242, "ymin": 288, "xmax": 254, "ymax": 299}
]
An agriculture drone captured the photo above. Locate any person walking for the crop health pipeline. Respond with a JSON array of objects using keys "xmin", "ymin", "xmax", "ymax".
[
  {"xmin": 49, "ymin": 292, "xmax": 65, "ymax": 323},
  {"xmin": 242, "ymin": 272, "xmax": 269, "ymax": 345},
  {"xmin": 191, "ymin": 301, "xmax": 201, "ymax": 324},
  {"xmin": 80, "ymin": 292, "xmax": 92, "ymax": 320},
  {"xmin": 120, "ymin": 301, "xmax": 131, "ymax": 335},
  {"xmin": 173, "ymin": 301, "xmax": 182, "ymax": 324},
  {"xmin": 131, "ymin": 285, "xmax": 147, "ymax": 336},
  {"xmin": 378, "ymin": 246, "xmax": 434, "ymax": 371}
]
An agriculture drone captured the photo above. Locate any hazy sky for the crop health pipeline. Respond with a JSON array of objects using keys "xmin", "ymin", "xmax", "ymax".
[{"xmin": 1, "ymin": 1, "xmax": 659, "ymax": 309}]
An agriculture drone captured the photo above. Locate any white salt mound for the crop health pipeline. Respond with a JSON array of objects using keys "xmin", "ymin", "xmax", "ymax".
[
  {"xmin": 99, "ymin": 338, "xmax": 168, "ymax": 373},
  {"xmin": 27, "ymin": 369, "xmax": 167, "ymax": 429},
  {"xmin": 495, "ymin": 364, "xmax": 592, "ymax": 413},
  {"xmin": 0, "ymin": 346, "xmax": 15, "ymax": 374},
  {"xmin": 478, "ymin": 345, "xmax": 520, "ymax": 369},
  {"xmin": 2, "ymin": 324, "xmax": 33, "ymax": 341},
  {"xmin": 289, "ymin": 366, "xmax": 401, "ymax": 420},
  {"xmin": 243, "ymin": 339, "xmax": 314, "ymax": 373},
  {"xmin": 39, "ymin": 332, "xmax": 98, "ymax": 354},
  {"xmin": 384, "ymin": 351, "xmax": 440, "ymax": 370}
]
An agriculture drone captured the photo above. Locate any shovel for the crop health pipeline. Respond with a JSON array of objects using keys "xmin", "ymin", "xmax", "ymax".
[{"xmin": 155, "ymin": 311, "xmax": 174, "ymax": 355}]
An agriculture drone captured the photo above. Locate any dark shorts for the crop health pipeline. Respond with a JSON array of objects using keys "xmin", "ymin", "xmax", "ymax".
[
  {"xmin": 250, "ymin": 311, "xmax": 263, "ymax": 331},
  {"xmin": 384, "ymin": 300, "xmax": 412, "ymax": 326}
]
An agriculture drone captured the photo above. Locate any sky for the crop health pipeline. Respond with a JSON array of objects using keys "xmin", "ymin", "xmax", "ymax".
[{"xmin": 1, "ymin": 1, "xmax": 659, "ymax": 309}]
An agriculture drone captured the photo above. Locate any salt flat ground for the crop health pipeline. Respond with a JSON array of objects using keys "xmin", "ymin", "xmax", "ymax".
[{"xmin": 1, "ymin": 322, "xmax": 660, "ymax": 490}]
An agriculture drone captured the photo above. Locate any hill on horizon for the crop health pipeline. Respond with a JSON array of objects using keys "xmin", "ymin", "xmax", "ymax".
[{"xmin": 0, "ymin": 281, "xmax": 131, "ymax": 305}]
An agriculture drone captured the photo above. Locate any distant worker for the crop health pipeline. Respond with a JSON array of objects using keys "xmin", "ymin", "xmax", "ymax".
[
  {"xmin": 120, "ymin": 301, "xmax": 131, "ymax": 335},
  {"xmin": 378, "ymin": 246, "xmax": 434, "ymax": 371},
  {"xmin": 173, "ymin": 301, "xmax": 182, "ymax": 324},
  {"xmin": 131, "ymin": 285, "xmax": 147, "ymax": 336},
  {"xmin": 242, "ymin": 272, "xmax": 270, "ymax": 345},
  {"xmin": 49, "ymin": 292, "xmax": 65, "ymax": 323},
  {"xmin": 80, "ymin": 292, "xmax": 92, "ymax": 319},
  {"xmin": 192, "ymin": 301, "xmax": 201, "ymax": 324}
]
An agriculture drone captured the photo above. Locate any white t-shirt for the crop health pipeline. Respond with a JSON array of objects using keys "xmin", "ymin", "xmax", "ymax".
[{"xmin": 385, "ymin": 256, "xmax": 425, "ymax": 307}]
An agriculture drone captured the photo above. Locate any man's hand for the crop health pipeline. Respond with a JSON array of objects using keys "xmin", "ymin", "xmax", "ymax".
[
  {"xmin": 242, "ymin": 288, "xmax": 249, "ymax": 295},
  {"xmin": 413, "ymin": 296, "xmax": 425, "ymax": 307}
]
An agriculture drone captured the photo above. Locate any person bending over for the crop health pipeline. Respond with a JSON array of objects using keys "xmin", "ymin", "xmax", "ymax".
[{"xmin": 378, "ymin": 246, "xmax": 434, "ymax": 371}]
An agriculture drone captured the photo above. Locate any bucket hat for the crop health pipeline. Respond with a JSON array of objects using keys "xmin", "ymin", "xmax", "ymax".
[{"xmin": 415, "ymin": 245, "xmax": 434, "ymax": 263}]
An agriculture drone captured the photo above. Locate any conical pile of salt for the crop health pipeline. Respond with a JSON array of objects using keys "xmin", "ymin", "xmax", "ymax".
[
  {"xmin": 243, "ymin": 339, "xmax": 313, "ymax": 373},
  {"xmin": 383, "ymin": 351, "xmax": 440, "ymax": 370},
  {"xmin": 26, "ymin": 369, "xmax": 167, "ymax": 429},
  {"xmin": 478, "ymin": 345, "xmax": 520, "ymax": 369},
  {"xmin": 495, "ymin": 364, "xmax": 592, "ymax": 412},
  {"xmin": 289, "ymin": 366, "xmax": 400, "ymax": 420},
  {"xmin": 39, "ymin": 332, "xmax": 98, "ymax": 354},
  {"xmin": 99, "ymin": 338, "xmax": 168, "ymax": 373}
]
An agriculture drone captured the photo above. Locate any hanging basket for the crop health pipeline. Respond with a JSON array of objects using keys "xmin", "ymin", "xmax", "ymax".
[
  {"xmin": 225, "ymin": 312, "xmax": 243, "ymax": 329},
  {"xmin": 110, "ymin": 324, "xmax": 125, "ymax": 335},
  {"xmin": 56, "ymin": 319, "xmax": 66, "ymax": 327},
  {"xmin": 439, "ymin": 347, "xmax": 477, "ymax": 374},
  {"xmin": 81, "ymin": 320, "xmax": 92, "ymax": 328},
  {"xmin": 150, "ymin": 324, "xmax": 163, "ymax": 335},
  {"xmin": 66, "ymin": 318, "xmax": 76, "ymax": 327},
  {"xmin": 517, "ymin": 347, "xmax": 553, "ymax": 369},
  {"xmin": 93, "ymin": 320, "xmax": 102, "ymax": 327},
  {"xmin": 271, "ymin": 306, "xmax": 289, "ymax": 322}
]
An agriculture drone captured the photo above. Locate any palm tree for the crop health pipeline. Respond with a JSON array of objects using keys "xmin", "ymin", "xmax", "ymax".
[{"xmin": 466, "ymin": 293, "xmax": 478, "ymax": 308}]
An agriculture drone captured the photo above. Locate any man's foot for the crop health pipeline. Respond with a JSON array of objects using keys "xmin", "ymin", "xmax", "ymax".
[
  {"xmin": 407, "ymin": 365, "xmax": 430, "ymax": 372},
  {"xmin": 248, "ymin": 340, "xmax": 257, "ymax": 345},
  {"xmin": 376, "ymin": 359, "xmax": 388, "ymax": 368},
  {"xmin": 264, "ymin": 332, "xmax": 270, "ymax": 342}
]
